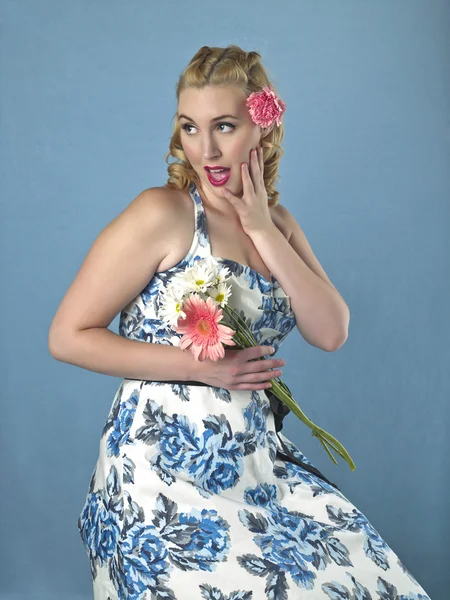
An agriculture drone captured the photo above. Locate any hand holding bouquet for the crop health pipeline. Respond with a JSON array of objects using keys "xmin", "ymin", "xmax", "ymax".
[{"xmin": 159, "ymin": 256, "xmax": 355, "ymax": 472}]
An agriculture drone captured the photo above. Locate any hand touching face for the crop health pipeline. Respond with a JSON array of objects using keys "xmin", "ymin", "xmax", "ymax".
[{"xmin": 216, "ymin": 146, "xmax": 273, "ymax": 236}]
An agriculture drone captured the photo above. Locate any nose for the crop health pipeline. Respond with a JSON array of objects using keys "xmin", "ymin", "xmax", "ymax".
[{"xmin": 202, "ymin": 133, "xmax": 221, "ymax": 161}]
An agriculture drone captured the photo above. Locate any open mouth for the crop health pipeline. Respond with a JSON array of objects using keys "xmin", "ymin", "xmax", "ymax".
[{"xmin": 205, "ymin": 168, "xmax": 231, "ymax": 186}]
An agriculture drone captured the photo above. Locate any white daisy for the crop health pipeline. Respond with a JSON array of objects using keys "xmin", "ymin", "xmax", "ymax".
[
  {"xmin": 216, "ymin": 264, "xmax": 231, "ymax": 284},
  {"xmin": 206, "ymin": 281, "xmax": 232, "ymax": 308},
  {"xmin": 159, "ymin": 286, "xmax": 186, "ymax": 327},
  {"xmin": 201, "ymin": 256, "xmax": 231, "ymax": 286},
  {"xmin": 175, "ymin": 259, "xmax": 217, "ymax": 294},
  {"xmin": 202, "ymin": 254, "xmax": 220, "ymax": 275}
]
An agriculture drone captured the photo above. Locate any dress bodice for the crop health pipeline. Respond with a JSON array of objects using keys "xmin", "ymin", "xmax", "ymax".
[{"xmin": 119, "ymin": 182, "xmax": 296, "ymax": 353}]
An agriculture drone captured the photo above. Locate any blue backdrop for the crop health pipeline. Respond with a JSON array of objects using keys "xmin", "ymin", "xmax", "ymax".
[{"xmin": 1, "ymin": 1, "xmax": 448, "ymax": 598}]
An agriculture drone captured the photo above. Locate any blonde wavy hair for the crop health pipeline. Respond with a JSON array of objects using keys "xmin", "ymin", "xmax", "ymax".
[{"xmin": 164, "ymin": 45, "xmax": 285, "ymax": 207}]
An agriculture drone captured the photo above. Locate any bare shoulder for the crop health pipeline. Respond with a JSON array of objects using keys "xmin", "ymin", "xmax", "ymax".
[
  {"xmin": 122, "ymin": 185, "xmax": 191, "ymax": 248},
  {"xmin": 48, "ymin": 185, "xmax": 189, "ymax": 341},
  {"xmin": 125, "ymin": 185, "xmax": 184, "ymax": 222},
  {"xmin": 124, "ymin": 184, "xmax": 195, "ymax": 274}
]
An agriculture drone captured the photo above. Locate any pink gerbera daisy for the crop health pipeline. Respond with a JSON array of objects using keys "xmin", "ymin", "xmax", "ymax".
[{"xmin": 174, "ymin": 294, "xmax": 236, "ymax": 361}]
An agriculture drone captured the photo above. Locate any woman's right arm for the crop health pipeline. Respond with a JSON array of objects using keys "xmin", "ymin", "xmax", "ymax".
[
  {"xmin": 48, "ymin": 187, "xmax": 203, "ymax": 381},
  {"xmin": 48, "ymin": 187, "xmax": 285, "ymax": 388}
]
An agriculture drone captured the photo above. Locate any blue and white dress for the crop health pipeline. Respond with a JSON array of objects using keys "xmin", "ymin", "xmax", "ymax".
[{"xmin": 77, "ymin": 182, "xmax": 431, "ymax": 599}]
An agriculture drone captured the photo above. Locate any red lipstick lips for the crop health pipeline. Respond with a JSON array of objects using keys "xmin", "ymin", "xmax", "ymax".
[{"xmin": 204, "ymin": 166, "xmax": 231, "ymax": 186}]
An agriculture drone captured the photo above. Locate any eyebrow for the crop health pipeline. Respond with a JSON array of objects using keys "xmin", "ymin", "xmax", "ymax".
[{"xmin": 177, "ymin": 113, "xmax": 239, "ymax": 123}]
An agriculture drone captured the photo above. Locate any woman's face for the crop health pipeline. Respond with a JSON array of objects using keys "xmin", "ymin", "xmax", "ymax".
[{"xmin": 177, "ymin": 85, "xmax": 262, "ymax": 199}]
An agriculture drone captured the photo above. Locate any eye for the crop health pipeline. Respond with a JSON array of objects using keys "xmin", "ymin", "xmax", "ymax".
[
  {"xmin": 181, "ymin": 122, "xmax": 236, "ymax": 135},
  {"xmin": 181, "ymin": 124, "xmax": 196, "ymax": 135},
  {"xmin": 217, "ymin": 122, "xmax": 235, "ymax": 133}
]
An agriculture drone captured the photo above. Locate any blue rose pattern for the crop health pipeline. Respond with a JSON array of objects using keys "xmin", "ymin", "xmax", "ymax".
[
  {"xmin": 322, "ymin": 572, "xmax": 430, "ymax": 600},
  {"xmin": 237, "ymin": 483, "xmax": 431, "ymax": 599},
  {"xmin": 133, "ymin": 391, "xmax": 273, "ymax": 498},
  {"xmin": 237, "ymin": 483, "xmax": 352, "ymax": 594},
  {"xmin": 77, "ymin": 181, "xmax": 432, "ymax": 598},
  {"xmin": 102, "ymin": 382, "xmax": 139, "ymax": 457},
  {"xmin": 78, "ymin": 463, "xmax": 234, "ymax": 599},
  {"xmin": 77, "ymin": 465, "xmax": 123, "ymax": 581}
]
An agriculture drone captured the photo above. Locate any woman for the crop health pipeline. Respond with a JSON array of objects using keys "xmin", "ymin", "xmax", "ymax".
[{"xmin": 49, "ymin": 45, "xmax": 431, "ymax": 599}]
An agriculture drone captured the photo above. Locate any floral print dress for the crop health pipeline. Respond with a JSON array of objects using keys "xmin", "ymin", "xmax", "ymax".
[{"xmin": 77, "ymin": 182, "xmax": 432, "ymax": 599}]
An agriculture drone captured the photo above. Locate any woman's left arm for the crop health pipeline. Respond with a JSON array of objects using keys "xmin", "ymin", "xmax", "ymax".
[
  {"xmin": 251, "ymin": 206, "xmax": 350, "ymax": 352},
  {"xmin": 221, "ymin": 148, "xmax": 349, "ymax": 352}
]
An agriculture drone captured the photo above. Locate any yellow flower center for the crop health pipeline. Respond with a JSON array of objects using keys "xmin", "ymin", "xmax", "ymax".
[
  {"xmin": 196, "ymin": 320, "xmax": 211, "ymax": 335},
  {"xmin": 195, "ymin": 279, "xmax": 205, "ymax": 286},
  {"xmin": 216, "ymin": 293, "xmax": 224, "ymax": 303}
]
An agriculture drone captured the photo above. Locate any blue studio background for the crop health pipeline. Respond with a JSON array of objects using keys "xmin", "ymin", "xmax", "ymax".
[{"xmin": 1, "ymin": 1, "xmax": 448, "ymax": 598}]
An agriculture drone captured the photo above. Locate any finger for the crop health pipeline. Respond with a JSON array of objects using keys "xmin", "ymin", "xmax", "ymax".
[
  {"xmin": 242, "ymin": 358, "xmax": 284, "ymax": 374},
  {"xmin": 258, "ymin": 146, "xmax": 265, "ymax": 179},
  {"xmin": 231, "ymin": 381, "xmax": 273, "ymax": 391},
  {"xmin": 221, "ymin": 187, "xmax": 239, "ymax": 205},
  {"xmin": 241, "ymin": 345, "xmax": 275, "ymax": 361},
  {"xmin": 241, "ymin": 161, "xmax": 254, "ymax": 196},
  {"xmin": 249, "ymin": 148, "xmax": 260, "ymax": 191},
  {"xmin": 234, "ymin": 369, "xmax": 282, "ymax": 384}
]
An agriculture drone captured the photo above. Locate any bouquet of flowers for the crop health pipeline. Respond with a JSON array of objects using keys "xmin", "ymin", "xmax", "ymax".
[{"xmin": 159, "ymin": 256, "xmax": 355, "ymax": 471}]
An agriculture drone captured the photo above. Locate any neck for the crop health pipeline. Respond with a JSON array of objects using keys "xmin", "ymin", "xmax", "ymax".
[{"xmin": 196, "ymin": 179, "xmax": 242, "ymax": 220}]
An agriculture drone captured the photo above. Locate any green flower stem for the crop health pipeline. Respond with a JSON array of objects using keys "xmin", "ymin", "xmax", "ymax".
[
  {"xmin": 223, "ymin": 307, "xmax": 256, "ymax": 348},
  {"xmin": 227, "ymin": 324, "xmax": 247, "ymax": 349},
  {"xmin": 224, "ymin": 306, "xmax": 258, "ymax": 345},
  {"xmin": 318, "ymin": 437, "xmax": 337, "ymax": 464},
  {"xmin": 221, "ymin": 303, "xmax": 356, "ymax": 472},
  {"xmin": 269, "ymin": 378, "xmax": 356, "ymax": 471},
  {"xmin": 232, "ymin": 333, "xmax": 247, "ymax": 349}
]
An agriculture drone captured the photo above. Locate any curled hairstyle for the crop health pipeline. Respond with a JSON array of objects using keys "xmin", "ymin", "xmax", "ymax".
[{"xmin": 164, "ymin": 45, "xmax": 285, "ymax": 206}]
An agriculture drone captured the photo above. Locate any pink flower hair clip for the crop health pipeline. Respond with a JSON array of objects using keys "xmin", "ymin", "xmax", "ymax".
[{"xmin": 245, "ymin": 85, "xmax": 287, "ymax": 128}]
